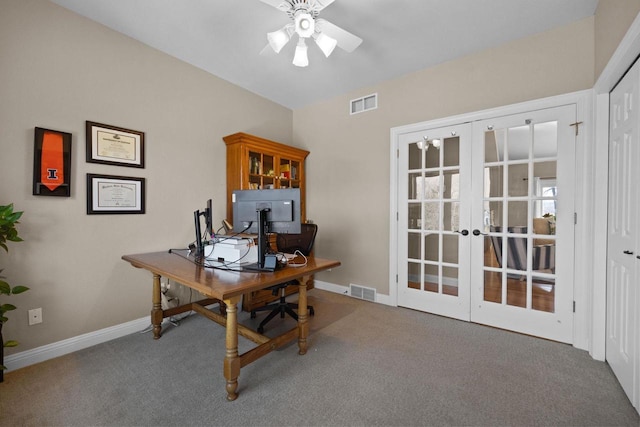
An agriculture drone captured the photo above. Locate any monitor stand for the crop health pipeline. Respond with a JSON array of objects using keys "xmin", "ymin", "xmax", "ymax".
[{"xmin": 243, "ymin": 208, "xmax": 277, "ymax": 272}]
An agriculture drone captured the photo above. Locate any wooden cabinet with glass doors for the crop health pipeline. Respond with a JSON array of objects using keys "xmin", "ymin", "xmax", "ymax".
[
  {"xmin": 223, "ymin": 132, "xmax": 309, "ymax": 223},
  {"xmin": 223, "ymin": 132, "xmax": 310, "ymax": 312}
]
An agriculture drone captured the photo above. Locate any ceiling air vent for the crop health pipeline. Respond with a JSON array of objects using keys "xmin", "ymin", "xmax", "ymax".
[{"xmin": 350, "ymin": 93, "xmax": 378, "ymax": 115}]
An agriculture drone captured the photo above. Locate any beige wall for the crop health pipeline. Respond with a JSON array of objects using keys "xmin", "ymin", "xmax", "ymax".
[
  {"xmin": 0, "ymin": 0, "xmax": 292, "ymax": 354},
  {"xmin": 4, "ymin": 1, "xmax": 636, "ymax": 355},
  {"xmin": 294, "ymin": 17, "xmax": 595, "ymax": 296},
  {"xmin": 595, "ymin": 0, "xmax": 640, "ymax": 79}
]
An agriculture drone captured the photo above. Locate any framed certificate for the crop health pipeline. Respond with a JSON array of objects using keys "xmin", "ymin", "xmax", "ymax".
[
  {"xmin": 86, "ymin": 121, "xmax": 145, "ymax": 168},
  {"xmin": 86, "ymin": 174, "xmax": 146, "ymax": 214}
]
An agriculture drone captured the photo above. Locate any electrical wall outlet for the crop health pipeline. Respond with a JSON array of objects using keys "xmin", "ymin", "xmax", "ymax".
[{"xmin": 28, "ymin": 307, "xmax": 43, "ymax": 325}]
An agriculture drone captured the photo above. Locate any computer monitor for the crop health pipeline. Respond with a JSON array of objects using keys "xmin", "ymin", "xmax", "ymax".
[
  {"xmin": 232, "ymin": 188, "xmax": 302, "ymax": 270},
  {"xmin": 193, "ymin": 198, "xmax": 214, "ymax": 257},
  {"xmin": 232, "ymin": 188, "xmax": 301, "ymax": 234}
]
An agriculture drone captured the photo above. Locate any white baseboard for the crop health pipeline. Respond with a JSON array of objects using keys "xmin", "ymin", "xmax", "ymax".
[
  {"xmin": 4, "ymin": 316, "xmax": 150, "ymax": 373},
  {"xmin": 5, "ymin": 283, "xmax": 392, "ymax": 372}
]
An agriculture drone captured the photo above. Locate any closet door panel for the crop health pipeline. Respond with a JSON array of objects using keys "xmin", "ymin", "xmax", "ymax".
[{"xmin": 607, "ymin": 59, "xmax": 639, "ymax": 409}]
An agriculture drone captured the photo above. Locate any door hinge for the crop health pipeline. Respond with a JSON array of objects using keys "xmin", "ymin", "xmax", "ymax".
[
  {"xmin": 396, "ymin": 274, "xmax": 398, "ymax": 283},
  {"xmin": 573, "ymin": 301, "xmax": 576, "ymax": 312},
  {"xmin": 397, "ymin": 148, "xmax": 399, "ymax": 158},
  {"xmin": 574, "ymin": 212, "xmax": 577, "ymax": 225}
]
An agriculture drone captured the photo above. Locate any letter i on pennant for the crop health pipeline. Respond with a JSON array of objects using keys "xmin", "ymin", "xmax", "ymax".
[{"xmin": 41, "ymin": 131, "xmax": 64, "ymax": 191}]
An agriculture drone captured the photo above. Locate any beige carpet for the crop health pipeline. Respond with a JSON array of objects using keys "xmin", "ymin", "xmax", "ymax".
[{"xmin": 1, "ymin": 289, "xmax": 638, "ymax": 426}]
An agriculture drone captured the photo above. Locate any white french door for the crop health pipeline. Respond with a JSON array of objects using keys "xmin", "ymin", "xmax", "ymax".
[
  {"xmin": 397, "ymin": 123, "xmax": 472, "ymax": 320},
  {"xmin": 469, "ymin": 106, "xmax": 576, "ymax": 343},
  {"xmin": 396, "ymin": 104, "xmax": 576, "ymax": 343}
]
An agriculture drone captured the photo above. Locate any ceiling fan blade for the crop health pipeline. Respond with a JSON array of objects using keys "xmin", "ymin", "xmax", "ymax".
[
  {"xmin": 260, "ymin": 44, "xmax": 274, "ymax": 56},
  {"xmin": 313, "ymin": 0, "xmax": 336, "ymax": 12},
  {"xmin": 258, "ymin": 0, "xmax": 292, "ymax": 12},
  {"xmin": 316, "ymin": 19, "xmax": 362, "ymax": 53}
]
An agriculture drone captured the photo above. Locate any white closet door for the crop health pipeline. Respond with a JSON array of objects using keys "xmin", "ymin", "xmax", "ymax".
[{"xmin": 607, "ymin": 59, "xmax": 639, "ymax": 409}]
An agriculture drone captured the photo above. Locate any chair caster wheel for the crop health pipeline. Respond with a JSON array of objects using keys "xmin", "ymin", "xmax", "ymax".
[
  {"xmin": 250, "ymin": 311, "xmax": 256, "ymax": 319},
  {"xmin": 257, "ymin": 326, "xmax": 264, "ymax": 334},
  {"xmin": 309, "ymin": 307, "xmax": 315, "ymax": 316}
]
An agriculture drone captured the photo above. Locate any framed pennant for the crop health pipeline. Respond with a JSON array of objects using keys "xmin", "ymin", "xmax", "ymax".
[{"xmin": 33, "ymin": 127, "xmax": 72, "ymax": 197}]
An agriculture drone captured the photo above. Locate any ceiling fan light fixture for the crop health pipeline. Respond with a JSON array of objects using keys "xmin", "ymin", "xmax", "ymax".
[
  {"xmin": 292, "ymin": 38, "xmax": 309, "ymax": 67},
  {"xmin": 267, "ymin": 26, "xmax": 291, "ymax": 53},
  {"xmin": 295, "ymin": 12, "xmax": 315, "ymax": 38},
  {"xmin": 313, "ymin": 31, "xmax": 337, "ymax": 57}
]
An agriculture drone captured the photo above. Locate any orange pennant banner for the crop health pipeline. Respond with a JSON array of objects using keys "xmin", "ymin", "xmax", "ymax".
[{"xmin": 41, "ymin": 131, "xmax": 64, "ymax": 192}]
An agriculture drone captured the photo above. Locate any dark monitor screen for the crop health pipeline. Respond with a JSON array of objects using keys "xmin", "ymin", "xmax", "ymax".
[{"xmin": 232, "ymin": 188, "xmax": 301, "ymax": 234}]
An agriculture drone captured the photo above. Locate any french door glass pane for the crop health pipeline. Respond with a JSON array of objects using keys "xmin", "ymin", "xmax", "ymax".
[
  {"xmin": 483, "ymin": 119, "xmax": 558, "ymax": 313},
  {"xmin": 405, "ymin": 133, "xmax": 461, "ymax": 299},
  {"xmin": 443, "ymin": 136, "xmax": 460, "ymax": 167},
  {"xmin": 485, "ymin": 165, "xmax": 504, "ymax": 198},
  {"xmin": 408, "ymin": 172, "xmax": 421, "ymax": 199},
  {"xmin": 443, "ymin": 266, "xmax": 459, "ymax": 296},
  {"xmin": 442, "ymin": 234, "xmax": 459, "ymax": 264},
  {"xmin": 409, "ymin": 142, "xmax": 422, "ymax": 169},
  {"xmin": 424, "ymin": 263, "xmax": 438, "ymax": 293},
  {"xmin": 508, "ymin": 163, "xmax": 528, "ymax": 197},
  {"xmin": 423, "ymin": 172, "xmax": 440, "ymax": 199},
  {"xmin": 424, "ymin": 201, "xmax": 439, "ymax": 230},
  {"xmin": 408, "ymin": 262, "xmax": 420, "ymax": 289},
  {"xmin": 424, "ymin": 233, "xmax": 438, "ymax": 262},
  {"xmin": 443, "ymin": 202, "xmax": 460, "ymax": 232},
  {"xmin": 408, "ymin": 232, "xmax": 420, "ymax": 259}
]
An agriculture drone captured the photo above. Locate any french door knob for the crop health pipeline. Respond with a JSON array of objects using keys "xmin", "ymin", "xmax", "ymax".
[
  {"xmin": 456, "ymin": 229, "xmax": 469, "ymax": 236},
  {"xmin": 623, "ymin": 250, "xmax": 634, "ymax": 255},
  {"xmin": 472, "ymin": 229, "xmax": 488, "ymax": 236}
]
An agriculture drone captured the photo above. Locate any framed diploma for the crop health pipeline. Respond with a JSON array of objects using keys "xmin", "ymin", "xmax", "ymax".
[
  {"xmin": 33, "ymin": 127, "xmax": 72, "ymax": 197},
  {"xmin": 86, "ymin": 121, "xmax": 145, "ymax": 168},
  {"xmin": 86, "ymin": 174, "xmax": 146, "ymax": 214}
]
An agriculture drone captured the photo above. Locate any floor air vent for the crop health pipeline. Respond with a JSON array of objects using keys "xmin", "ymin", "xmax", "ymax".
[{"xmin": 349, "ymin": 284, "xmax": 376, "ymax": 302}]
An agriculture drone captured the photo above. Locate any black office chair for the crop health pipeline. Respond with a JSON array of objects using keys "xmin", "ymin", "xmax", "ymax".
[{"xmin": 251, "ymin": 223, "xmax": 317, "ymax": 333}]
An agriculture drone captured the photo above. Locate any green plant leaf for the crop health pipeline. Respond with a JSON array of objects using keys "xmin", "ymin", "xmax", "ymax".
[
  {"xmin": 0, "ymin": 204, "xmax": 12, "ymax": 216},
  {"xmin": 1, "ymin": 315, "xmax": 7, "ymax": 323},
  {"xmin": 1, "ymin": 364, "xmax": 6, "ymax": 371},
  {"xmin": 1, "ymin": 303, "xmax": 17, "ymax": 312},
  {"xmin": 11, "ymin": 285, "xmax": 29, "ymax": 294},
  {"xmin": 4, "ymin": 340, "xmax": 19, "ymax": 348},
  {"xmin": 0, "ymin": 281, "xmax": 10, "ymax": 295}
]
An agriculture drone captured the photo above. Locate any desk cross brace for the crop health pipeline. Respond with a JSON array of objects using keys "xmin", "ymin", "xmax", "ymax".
[{"xmin": 150, "ymin": 273, "xmax": 310, "ymax": 401}]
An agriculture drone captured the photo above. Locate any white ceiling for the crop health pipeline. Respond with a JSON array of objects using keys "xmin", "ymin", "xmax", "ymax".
[{"xmin": 49, "ymin": 0, "xmax": 599, "ymax": 110}]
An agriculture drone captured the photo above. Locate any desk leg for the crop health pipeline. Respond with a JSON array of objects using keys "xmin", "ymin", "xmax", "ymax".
[
  {"xmin": 151, "ymin": 273, "xmax": 163, "ymax": 339},
  {"xmin": 223, "ymin": 296, "xmax": 241, "ymax": 401},
  {"xmin": 297, "ymin": 276, "xmax": 309, "ymax": 355}
]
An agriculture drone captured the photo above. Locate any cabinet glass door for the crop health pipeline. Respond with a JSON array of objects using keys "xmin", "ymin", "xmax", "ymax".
[
  {"xmin": 248, "ymin": 151, "xmax": 275, "ymax": 189},
  {"xmin": 279, "ymin": 158, "xmax": 300, "ymax": 189}
]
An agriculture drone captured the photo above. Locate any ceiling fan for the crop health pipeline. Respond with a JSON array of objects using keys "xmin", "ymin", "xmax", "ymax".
[{"xmin": 259, "ymin": 0, "xmax": 363, "ymax": 67}]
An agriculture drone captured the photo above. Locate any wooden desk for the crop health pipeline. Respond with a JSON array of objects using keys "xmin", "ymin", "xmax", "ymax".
[{"xmin": 122, "ymin": 250, "xmax": 340, "ymax": 401}]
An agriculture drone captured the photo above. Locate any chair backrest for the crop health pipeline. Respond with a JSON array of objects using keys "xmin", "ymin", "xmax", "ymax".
[
  {"xmin": 276, "ymin": 223, "xmax": 317, "ymax": 256},
  {"xmin": 490, "ymin": 225, "xmax": 527, "ymax": 271}
]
